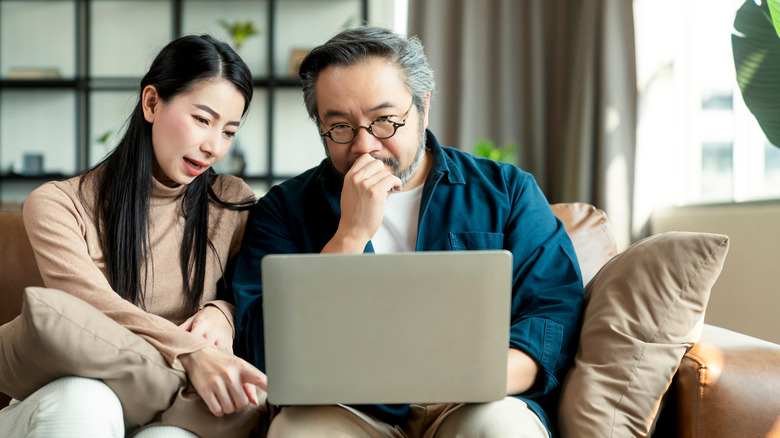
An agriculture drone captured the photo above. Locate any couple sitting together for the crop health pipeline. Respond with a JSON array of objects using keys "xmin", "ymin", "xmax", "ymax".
[{"xmin": 0, "ymin": 25, "xmax": 583, "ymax": 438}]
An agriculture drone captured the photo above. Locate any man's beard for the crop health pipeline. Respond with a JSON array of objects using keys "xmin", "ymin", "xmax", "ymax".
[{"xmin": 324, "ymin": 114, "xmax": 427, "ymax": 188}]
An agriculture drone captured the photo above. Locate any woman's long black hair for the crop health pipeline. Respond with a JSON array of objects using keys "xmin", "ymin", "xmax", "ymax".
[{"xmin": 80, "ymin": 34, "xmax": 253, "ymax": 314}]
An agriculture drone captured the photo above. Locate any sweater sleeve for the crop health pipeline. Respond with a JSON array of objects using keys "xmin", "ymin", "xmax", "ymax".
[{"xmin": 22, "ymin": 182, "xmax": 213, "ymax": 369}]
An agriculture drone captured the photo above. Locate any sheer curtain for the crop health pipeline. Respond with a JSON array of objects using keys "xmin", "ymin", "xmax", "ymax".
[{"xmin": 408, "ymin": 0, "xmax": 637, "ymax": 250}]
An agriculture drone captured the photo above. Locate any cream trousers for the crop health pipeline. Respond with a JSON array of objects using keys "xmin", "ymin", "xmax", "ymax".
[{"xmin": 0, "ymin": 377, "xmax": 197, "ymax": 438}]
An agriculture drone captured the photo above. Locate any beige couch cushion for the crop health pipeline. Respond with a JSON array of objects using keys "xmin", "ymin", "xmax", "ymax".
[
  {"xmin": 550, "ymin": 203, "xmax": 618, "ymax": 286},
  {"xmin": 558, "ymin": 231, "xmax": 729, "ymax": 437},
  {"xmin": 0, "ymin": 287, "xmax": 265, "ymax": 435}
]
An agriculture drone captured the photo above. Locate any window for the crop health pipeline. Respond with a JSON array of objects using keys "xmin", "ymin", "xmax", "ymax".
[{"xmin": 633, "ymin": 0, "xmax": 780, "ymax": 225}]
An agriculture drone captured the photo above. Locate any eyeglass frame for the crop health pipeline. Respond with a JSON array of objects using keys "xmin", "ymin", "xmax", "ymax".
[{"xmin": 318, "ymin": 100, "xmax": 415, "ymax": 144}]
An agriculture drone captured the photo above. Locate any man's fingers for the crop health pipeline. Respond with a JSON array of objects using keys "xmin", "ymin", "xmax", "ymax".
[
  {"xmin": 347, "ymin": 153, "xmax": 379, "ymax": 176},
  {"xmin": 348, "ymin": 159, "xmax": 387, "ymax": 185},
  {"xmin": 380, "ymin": 173, "xmax": 403, "ymax": 192}
]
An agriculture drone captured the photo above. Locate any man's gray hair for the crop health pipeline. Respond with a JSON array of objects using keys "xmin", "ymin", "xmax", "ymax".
[{"xmin": 299, "ymin": 26, "xmax": 435, "ymax": 121}]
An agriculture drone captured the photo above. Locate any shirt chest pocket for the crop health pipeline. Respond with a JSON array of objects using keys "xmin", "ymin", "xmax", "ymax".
[{"xmin": 448, "ymin": 232, "xmax": 505, "ymax": 250}]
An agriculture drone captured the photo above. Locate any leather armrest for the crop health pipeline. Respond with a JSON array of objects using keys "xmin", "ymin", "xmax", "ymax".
[
  {"xmin": 671, "ymin": 324, "xmax": 780, "ymax": 437},
  {"xmin": 0, "ymin": 210, "xmax": 44, "ymax": 408}
]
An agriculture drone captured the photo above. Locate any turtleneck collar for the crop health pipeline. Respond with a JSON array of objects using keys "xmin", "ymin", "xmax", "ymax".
[{"xmin": 151, "ymin": 176, "xmax": 187, "ymax": 205}]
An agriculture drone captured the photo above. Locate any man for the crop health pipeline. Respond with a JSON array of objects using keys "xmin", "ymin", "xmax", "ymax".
[{"xmin": 233, "ymin": 26, "xmax": 583, "ymax": 437}]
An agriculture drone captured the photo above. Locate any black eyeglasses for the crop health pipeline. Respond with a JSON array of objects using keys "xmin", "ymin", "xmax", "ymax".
[{"xmin": 319, "ymin": 100, "xmax": 414, "ymax": 144}]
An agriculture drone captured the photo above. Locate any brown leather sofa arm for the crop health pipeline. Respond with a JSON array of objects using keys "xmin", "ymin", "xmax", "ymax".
[
  {"xmin": 0, "ymin": 210, "xmax": 44, "ymax": 409},
  {"xmin": 668, "ymin": 324, "xmax": 780, "ymax": 437}
]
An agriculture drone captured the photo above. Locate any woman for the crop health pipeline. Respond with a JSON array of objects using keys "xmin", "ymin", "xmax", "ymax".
[{"xmin": 0, "ymin": 34, "xmax": 266, "ymax": 437}]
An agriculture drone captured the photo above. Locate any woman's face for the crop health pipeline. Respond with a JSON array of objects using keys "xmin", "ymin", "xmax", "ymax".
[{"xmin": 142, "ymin": 78, "xmax": 245, "ymax": 187}]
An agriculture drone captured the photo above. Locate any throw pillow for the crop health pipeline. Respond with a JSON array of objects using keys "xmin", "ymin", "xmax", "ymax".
[
  {"xmin": 557, "ymin": 231, "xmax": 729, "ymax": 438},
  {"xmin": 0, "ymin": 287, "xmax": 264, "ymax": 435}
]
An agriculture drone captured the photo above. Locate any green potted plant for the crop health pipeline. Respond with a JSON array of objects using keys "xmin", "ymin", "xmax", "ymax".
[
  {"xmin": 471, "ymin": 139, "xmax": 519, "ymax": 164},
  {"xmin": 732, "ymin": 0, "xmax": 780, "ymax": 146},
  {"xmin": 219, "ymin": 19, "xmax": 259, "ymax": 52}
]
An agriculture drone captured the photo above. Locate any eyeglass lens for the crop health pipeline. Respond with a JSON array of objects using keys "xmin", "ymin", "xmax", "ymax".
[{"xmin": 330, "ymin": 119, "xmax": 397, "ymax": 143}]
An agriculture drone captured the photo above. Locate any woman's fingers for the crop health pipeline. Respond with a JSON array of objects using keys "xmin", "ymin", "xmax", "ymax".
[{"xmin": 180, "ymin": 347, "xmax": 267, "ymax": 416}]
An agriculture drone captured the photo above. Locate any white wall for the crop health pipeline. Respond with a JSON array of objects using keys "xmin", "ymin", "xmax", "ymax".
[{"xmin": 651, "ymin": 202, "xmax": 780, "ymax": 344}]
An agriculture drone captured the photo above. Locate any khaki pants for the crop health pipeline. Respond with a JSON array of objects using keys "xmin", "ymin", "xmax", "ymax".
[{"xmin": 267, "ymin": 397, "xmax": 549, "ymax": 438}]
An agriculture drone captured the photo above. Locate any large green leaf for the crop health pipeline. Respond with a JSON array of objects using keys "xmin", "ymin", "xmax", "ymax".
[
  {"xmin": 733, "ymin": 0, "xmax": 780, "ymax": 147},
  {"xmin": 769, "ymin": 0, "xmax": 780, "ymax": 38}
]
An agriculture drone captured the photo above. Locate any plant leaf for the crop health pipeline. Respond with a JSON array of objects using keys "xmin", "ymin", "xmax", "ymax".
[
  {"xmin": 770, "ymin": 0, "xmax": 780, "ymax": 38},
  {"xmin": 96, "ymin": 130, "xmax": 112, "ymax": 144},
  {"xmin": 218, "ymin": 20, "xmax": 259, "ymax": 50},
  {"xmin": 733, "ymin": 0, "xmax": 780, "ymax": 147}
]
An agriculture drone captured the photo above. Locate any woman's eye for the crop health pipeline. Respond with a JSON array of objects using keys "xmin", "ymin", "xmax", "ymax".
[
  {"xmin": 194, "ymin": 116, "xmax": 209, "ymax": 125},
  {"xmin": 224, "ymin": 131, "xmax": 236, "ymax": 138}
]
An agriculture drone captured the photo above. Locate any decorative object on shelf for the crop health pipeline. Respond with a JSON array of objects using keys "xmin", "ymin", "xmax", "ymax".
[
  {"xmin": 288, "ymin": 48, "xmax": 310, "ymax": 76},
  {"xmin": 732, "ymin": 0, "xmax": 780, "ymax": 147},
  {"xmin": 218, "ymin": 19, "xmax": 259, "ymax": 51},
  {"xmin": 471, "ymin": 139, "xmax": 519, "ymax": 165},
  {"xmin": 7, "ymin": 67, "xmax": 61, "ymax": 80},
  {"xmin": 213, "ymin": 140, "xmax": 246, "ymax": 177},
  {"xmin": 20, "ymin": 153, "xmax": 44, "ymax": 176}
]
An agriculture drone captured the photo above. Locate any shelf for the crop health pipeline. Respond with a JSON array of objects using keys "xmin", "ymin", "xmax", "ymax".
[
  {"xmin": 0, "ymin": 0, "xmax": 374, "ymax": 201},
  {"xmin": 0, "ymin": 173, "xmax": 70, "ymax": 181},
  {"xmin": 0, "ymin": 80, "xmax": 81, "ymax": 89}
]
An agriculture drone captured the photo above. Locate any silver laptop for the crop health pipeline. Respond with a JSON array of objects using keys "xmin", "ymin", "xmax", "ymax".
[{"xmin": 261, "ymin": 250, "xmax": 512, "ymax": 406}]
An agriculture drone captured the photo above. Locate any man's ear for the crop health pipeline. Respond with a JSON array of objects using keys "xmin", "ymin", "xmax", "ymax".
[
  {"xmin": 421, "ymin": 92, "xmax": 431, "ymax": 129},
  {"xmin": 141, "ymin": 85, "xmax": 160, "ymax": 123}
]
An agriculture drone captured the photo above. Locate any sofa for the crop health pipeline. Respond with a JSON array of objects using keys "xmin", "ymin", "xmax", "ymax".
[{"xmin": 1, "ymin": 204, "xmax": 779, "ymax": 437}]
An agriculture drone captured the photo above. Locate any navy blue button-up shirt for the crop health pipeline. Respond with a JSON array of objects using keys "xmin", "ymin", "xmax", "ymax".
[{"xmin": 233, "ymin": 130, "xmax": 584, "ymax": 434}]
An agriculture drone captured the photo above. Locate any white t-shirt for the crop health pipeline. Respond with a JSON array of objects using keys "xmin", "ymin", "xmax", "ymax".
[{"xmin": 371, "ymin": 185, "xmax": 424, "ymax": 253}]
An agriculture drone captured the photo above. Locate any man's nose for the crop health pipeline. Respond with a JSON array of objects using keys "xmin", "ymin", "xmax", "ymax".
[{"xmin": 350, "ymin": 126, "xmax": 382, "ymax": 154}]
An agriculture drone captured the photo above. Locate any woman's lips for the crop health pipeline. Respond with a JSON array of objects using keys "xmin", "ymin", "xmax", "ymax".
[{"xmin": 183, "ymin": 157, "xmax": 208, "ymax": 177}]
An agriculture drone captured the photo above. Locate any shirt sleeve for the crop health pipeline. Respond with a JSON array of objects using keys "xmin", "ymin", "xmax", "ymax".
[
  {"xmin": 22, "ymin": 183, "xmax": 214, "ymax": 370},
  {"xmin": 231, "ymin": 188, "xmax": 302, "ymax": 371},
  {"xmin": 503, "ymin": 173, "xmax": 584, "ymax": 398}
]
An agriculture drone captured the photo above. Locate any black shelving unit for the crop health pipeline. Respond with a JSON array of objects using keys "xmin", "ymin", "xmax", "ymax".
[{"xmin": 0, "ymin": 0, "xmax": 370, "ymax": 201}]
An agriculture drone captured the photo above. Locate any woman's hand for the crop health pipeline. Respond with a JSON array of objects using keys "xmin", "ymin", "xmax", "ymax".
[
  {"xmin": 179, "ymin": 346, "xmax": 268, "ymax": 417},
  {"xmin": 179, "ymin": 305, "xmax": 233, "ymax": 353}
]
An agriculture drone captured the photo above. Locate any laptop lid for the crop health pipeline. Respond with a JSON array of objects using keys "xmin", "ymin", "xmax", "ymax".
[{"xmin": 261, "ymin": 250, "xmax": 512, "ymax": 406}]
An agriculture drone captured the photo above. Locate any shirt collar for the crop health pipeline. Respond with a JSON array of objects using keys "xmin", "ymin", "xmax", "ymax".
[{"xmin": 425, "ymin": 129, "xmax": 465, "ymax": 185}]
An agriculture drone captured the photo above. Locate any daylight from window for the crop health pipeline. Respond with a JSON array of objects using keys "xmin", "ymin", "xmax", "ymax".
[{"xmin": 633, "ymin": 0, "xmax": 780, "ymax": 233}]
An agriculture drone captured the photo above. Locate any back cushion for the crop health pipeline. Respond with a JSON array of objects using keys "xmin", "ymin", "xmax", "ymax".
[{"xmin": 550, "ymin": 203, "xmax": 617, "ymax": 284}]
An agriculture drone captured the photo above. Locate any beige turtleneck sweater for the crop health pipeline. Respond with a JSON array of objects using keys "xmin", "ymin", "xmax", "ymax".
[{"xmin": 22, "ymin": 169, "xmax": 255, "ymax": 369}]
